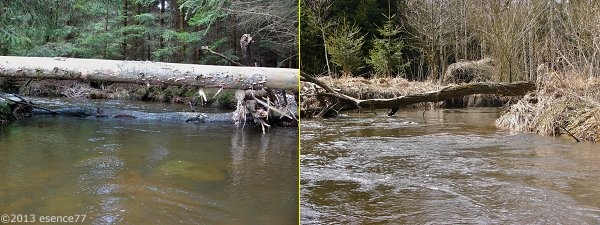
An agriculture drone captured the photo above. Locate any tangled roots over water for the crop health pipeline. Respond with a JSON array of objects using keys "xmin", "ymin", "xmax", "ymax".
[{"xmin": 232, "ymin": 90, "xmax": 247, "ymax": 128}]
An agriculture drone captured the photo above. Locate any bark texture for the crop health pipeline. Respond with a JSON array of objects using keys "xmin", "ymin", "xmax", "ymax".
[{"xmin": 0, "ymin": 56, "xmax": 298, "ymax": 90}]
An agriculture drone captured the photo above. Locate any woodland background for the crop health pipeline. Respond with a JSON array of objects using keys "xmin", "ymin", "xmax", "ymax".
[
  {"xmin": 301, "ymin": 0, "xmax": 600, "ymax": 82},
  {"xmin": 0, "ymin": 0, "xmax": 298, "ymax": 68}
]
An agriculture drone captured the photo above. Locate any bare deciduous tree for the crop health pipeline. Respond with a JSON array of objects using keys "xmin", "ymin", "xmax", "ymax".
[{"xmin": 229, "ymin": 0, "xmax": 298, "ymax": 68}]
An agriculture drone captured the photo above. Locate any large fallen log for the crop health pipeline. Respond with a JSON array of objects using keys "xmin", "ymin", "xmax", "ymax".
[
  {"xmin": 301, "ymin": 72, "xmax": 536, "ymax": 117},
  {"xmin": 0, "ymin": 56, "xmax": 298, "ymax": 91},
  {"xmin": 355, "ymin": 81, "xmax": 535, "ymax": 110}
]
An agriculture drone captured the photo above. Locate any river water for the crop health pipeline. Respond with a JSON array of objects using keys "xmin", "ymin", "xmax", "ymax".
[
  {"xmin": 301, "ymin": 108, "xmax": 600, "ymax": 224},
  {"xmin": 0, "ymin": 98, "xmax": 298, "ymax": 225}
]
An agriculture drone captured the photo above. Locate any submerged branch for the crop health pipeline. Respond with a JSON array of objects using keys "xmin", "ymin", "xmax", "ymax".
[{"xmin": 0, "ymin": 93, "xmax": 57, "ymax": 114}]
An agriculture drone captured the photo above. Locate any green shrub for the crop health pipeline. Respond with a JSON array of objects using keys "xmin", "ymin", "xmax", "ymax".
[
  {"xmin": 367, "ymin": 18, "xmax": 408, "ymax": 78},
  {"xmin": 325, "ymin": 19, "xmax": 365, "ymax": 77}
]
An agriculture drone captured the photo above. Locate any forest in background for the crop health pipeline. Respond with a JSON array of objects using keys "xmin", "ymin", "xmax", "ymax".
[
  {"xmin": 301, "ymin": 0, "xmax": 600, "ymax": 82},
  {"xmin": 0, "ymin": 0, "xmax": 298, "ymax": 68}
]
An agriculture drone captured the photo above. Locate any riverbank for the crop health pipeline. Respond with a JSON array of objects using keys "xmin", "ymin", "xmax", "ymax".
[
  {"xmin": 0, "ymin": 78, "xmax": 238, "ymax": 108},
  {"xmin": 1, "ymin": 78, "xmax": 298, "ymax": 128},
  {"xmin": 497, "ymin": 71, "xmax": 600, "ymax": 142},
  {"xmin": 301, "ymin": 76, "xmax": 519, "ymax": 117},
  {"xmin": 302, "ymin": 73, "xmax": 599, "ymax": 142}
]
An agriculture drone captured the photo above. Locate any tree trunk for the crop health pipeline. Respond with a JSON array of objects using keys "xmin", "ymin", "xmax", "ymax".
[
  {"xmin": 301, "ymin": 72, "xmax": 535, "ymax": 115},
  {"xmin": 353, "ymin": 81, "xmax": 534, "ymax": 110},
  {"xmin": 159, "ymin": 0, "xmax": 165, "ymax": 61},
  {"xmin": 104, "ymin": 0, "xmax": 109, "ymax": 58},
  {"xmin": 0, "ymin": 56, "xmax": 298, "ymax": 90},
  {"xmin": 321, "ymin": 30, "xmax": 331, "ymax": 76},
  {"xmin": 122, "ymin": 0, "xmax": 128, "ymax": 59}
]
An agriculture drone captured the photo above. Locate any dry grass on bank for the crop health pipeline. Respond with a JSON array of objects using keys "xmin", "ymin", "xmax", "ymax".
[
  {"xmin": 315, "ymin": 76, "xmax": 441, "ymax": 99},
  {"xmin": 496, "ymin": 72, "xmax": 600, "ymax": 142}
]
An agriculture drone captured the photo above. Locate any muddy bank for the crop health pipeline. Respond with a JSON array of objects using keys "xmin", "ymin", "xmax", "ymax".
[{"xmin": 1, "ymin": 78, "xmax": 239, "ymax": 108}]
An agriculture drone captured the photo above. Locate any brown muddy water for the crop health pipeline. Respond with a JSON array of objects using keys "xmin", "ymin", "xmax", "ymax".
[
  {"xmin": 301, "ymin": 108, "xmax": 600, "ymax": 224},
  {"xmin": 0, "ymin": 98, "xmax": 298, "ymax": 225}
]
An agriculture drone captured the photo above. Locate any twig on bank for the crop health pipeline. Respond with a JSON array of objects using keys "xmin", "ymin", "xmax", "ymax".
[{"xmin": 558, "ymin": 124, "xmax": 581, "ymax": 142}]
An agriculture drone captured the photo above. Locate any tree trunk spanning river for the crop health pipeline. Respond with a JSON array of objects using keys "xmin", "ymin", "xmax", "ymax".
[
  {"xmin": 301, "ymin": 108, "xmax": 600, "ymax": 224},
  {"xmin": 0, "ymin": 56, "xmax": 298, "ymax": 91}
]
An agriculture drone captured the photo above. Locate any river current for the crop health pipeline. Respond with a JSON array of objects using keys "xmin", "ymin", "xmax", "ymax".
[{"xmin": 301, "ymin": 108, "xmax": 599, "ymax": 224}]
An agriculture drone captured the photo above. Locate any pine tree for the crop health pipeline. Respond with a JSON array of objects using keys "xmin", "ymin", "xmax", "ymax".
[
  {"xmin": 367, "ymin": 15, "xmax": 407, "ymax": 78},
  {"xmin": 326, "ymin": 19, "xmax": 365, "ymax": 77}
]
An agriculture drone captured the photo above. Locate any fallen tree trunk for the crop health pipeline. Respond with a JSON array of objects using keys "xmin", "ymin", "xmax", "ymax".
[
  {"xmin": 301, "ymin": 72, "xmax": 536, "ymax": 117},
  {"xmin": 0, "ymin": 56, "xmax": 298, "ymax": 91},
  {"xmin": 354, "ymin": 82, "xmax": 535, "ymax": 110}
]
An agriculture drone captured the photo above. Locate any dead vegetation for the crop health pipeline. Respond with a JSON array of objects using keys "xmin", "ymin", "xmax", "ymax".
[
  {"xmin": 317, "ymin": 76, "xmax": 440, "ymax": 99},
  {"xmin": 442, "ymin": 58, "xmax": 497, "ymax": 84},
  {"xmin": 496, "ymin": 71, "xmax": 600, "ymax": 142}
]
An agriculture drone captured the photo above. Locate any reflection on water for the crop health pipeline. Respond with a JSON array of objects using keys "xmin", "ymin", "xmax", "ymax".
[
  {"xmin": 301, "ymin": 108, "xmax": 600, "ymax": 224},
  {"xmin": 0, "ymin": 114, "xmax": 297, "ymax": 225}
]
